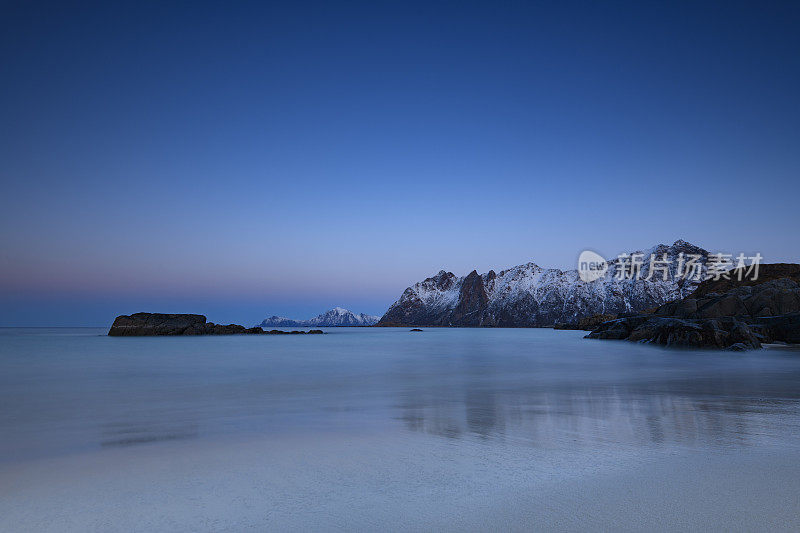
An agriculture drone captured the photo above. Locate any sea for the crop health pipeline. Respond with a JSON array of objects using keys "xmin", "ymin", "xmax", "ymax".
[{"xmin": 2, "ymin": 326, "xmax": 800, "ymax": 531}]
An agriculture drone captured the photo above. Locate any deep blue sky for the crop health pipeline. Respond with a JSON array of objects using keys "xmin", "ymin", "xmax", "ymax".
[{"xmin": 1, "ymin": 1, "xmax": 799, "ymax": 326}]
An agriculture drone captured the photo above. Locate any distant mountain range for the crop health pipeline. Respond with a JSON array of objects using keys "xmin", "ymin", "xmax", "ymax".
[
  {"xmin": 259, "ymin": 307, "xmax": 380, "ymax": 327},
  {"xmin": 378, "ymin": 240, "xmax": 712, "ymax": 327}
]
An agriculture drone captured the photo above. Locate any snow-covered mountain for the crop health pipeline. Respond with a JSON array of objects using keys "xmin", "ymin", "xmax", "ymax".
[
  {"xmin": 378, "ymin": 240, "xmax": 711, "ymax": 327},
  {"xmin": 257, "ymin": 316, "xmax": 299, "ymax": 327},
  {"xmin": 259, "ymin": 307, "xmax": 380, "ymax": 327}
]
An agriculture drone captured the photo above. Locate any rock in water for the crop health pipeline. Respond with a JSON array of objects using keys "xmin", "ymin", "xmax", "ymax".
[
  {"xmin": 587, "ymin": 316, "xmax": 763, "ymax": 350},
  {"xmin": 108, "ymin": 313, "xmax": 267, "ymax": 336},
  {"xmin": 109, "ymin": 313, "xmax": 209, "ymax": 336}
]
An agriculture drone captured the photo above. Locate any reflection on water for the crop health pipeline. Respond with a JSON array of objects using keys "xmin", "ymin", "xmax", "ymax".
[
  {"xmin": 388, "ymin": 332, "xmax": 800, "ymax": 449},
  {"xmin": 398, "ymin": 385, "xmax": 800, "ymax": 447},
  {"xmin": 2, "ymin": 327, "xmax": 800, "ymax": 460},
  {"xmin": 100, "ymin": 420, "xmax": 198, "ymax": 447}
]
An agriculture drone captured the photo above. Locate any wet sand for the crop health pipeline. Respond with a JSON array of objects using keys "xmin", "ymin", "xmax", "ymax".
[{"xmin": 1, "ymin": 430, "xmax": 799, "ymax": 532}]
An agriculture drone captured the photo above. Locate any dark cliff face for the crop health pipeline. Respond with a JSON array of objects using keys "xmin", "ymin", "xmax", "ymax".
[
  {"xmin": 451, "ymin": 270, "xmax": 490, "ymax": 326},
  {"xmin": 377, "ymin": 241, "xmax": 713, "ymax": 327}
]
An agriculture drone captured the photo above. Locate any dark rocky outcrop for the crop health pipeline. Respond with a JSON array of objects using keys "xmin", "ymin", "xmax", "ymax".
[
  {"xmin": 587, "ymin": 316, "xmax": 763, "ymax": 350},
  {"xmin": 690, "ymin": 263, "xmax": 800, "ymax": 299},
  {"xmin": 109, "ymin": 313, "xmax": 210, "ymax": 336},
  {"xmin": 585, "ymin": 264, "xmax": 800, "ymax": 350},
  {"xmin": 554, "ymin": 314, "xmax": 618, "ymax": 331},
  {"xmin": 654, "ymin": 278, "xmax": 800, "ymax": 319},
  {"xmin": 108, "ymin": 313, "xmax": 323, "ymax": 336},
  {"xmin": 748, "ymin": 314, "xmax": 800, "ymax": 344}
]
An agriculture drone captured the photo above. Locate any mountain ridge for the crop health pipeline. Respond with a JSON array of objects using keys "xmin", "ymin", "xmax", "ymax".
[
  {"xmin": 378, "ymin": 240, "xmax": 713, "ymax": 327},
  {"xmin": 259, "ymin": 307, "xmax": 380, "ymax": 327}
]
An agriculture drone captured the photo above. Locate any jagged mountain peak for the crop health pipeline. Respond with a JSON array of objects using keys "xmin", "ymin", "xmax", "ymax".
[
  {"xmin": 378, "ymin": 241, "xmax": 712, "ymax": 327},
  {"xmin": 611, "ymin": 239, "xmax": 704, "ymax": 260},
  {"xmin": 672, "ymin": 238, "xmax": 701, "ymax": 248}
]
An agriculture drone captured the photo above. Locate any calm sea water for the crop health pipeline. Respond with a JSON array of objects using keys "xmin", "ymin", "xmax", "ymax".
[{"xmin": 2, "ymin": 327, "xmax": 800, "ymax": 531}]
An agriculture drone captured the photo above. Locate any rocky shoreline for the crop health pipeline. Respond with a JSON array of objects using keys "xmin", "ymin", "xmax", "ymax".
[
  {"xmin": 108, "ymin": 313, "xmax": 323, "ymax": 336},
  {"xmin": 584, "ymin": 264, "xmax": 800, "ymax": 350}
]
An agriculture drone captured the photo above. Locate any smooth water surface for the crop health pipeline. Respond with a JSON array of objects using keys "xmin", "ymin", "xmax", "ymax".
[{"xmin": 2, "ymin": 327, "xmax": 800, "ymax": 531}]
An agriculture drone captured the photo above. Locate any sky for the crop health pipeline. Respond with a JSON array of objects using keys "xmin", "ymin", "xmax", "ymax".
[{"xmin": 1, "ymin": 1, "xmax": 799, "ymax": 326}]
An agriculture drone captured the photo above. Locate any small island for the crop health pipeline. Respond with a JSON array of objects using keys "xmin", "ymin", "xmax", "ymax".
[{"xmin": 108, "ymin": 313, "xmax": 323, "ymax": 336}]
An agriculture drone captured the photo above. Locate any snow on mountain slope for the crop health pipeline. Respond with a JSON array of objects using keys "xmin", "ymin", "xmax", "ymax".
[
  {"xmin": 304, "ymin": 307, "xmax": 380, "ymax": 327},
  {"xmin": 257, "ymin": 316, "xmax": 300, "ymax": 327},
  {"xmin": 259, "ymin": 308, "xmax": 380, "ymax": 327},
  {"xmin": 378, "ymin": 240, "xmax": 711, "ymax": 327}
]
